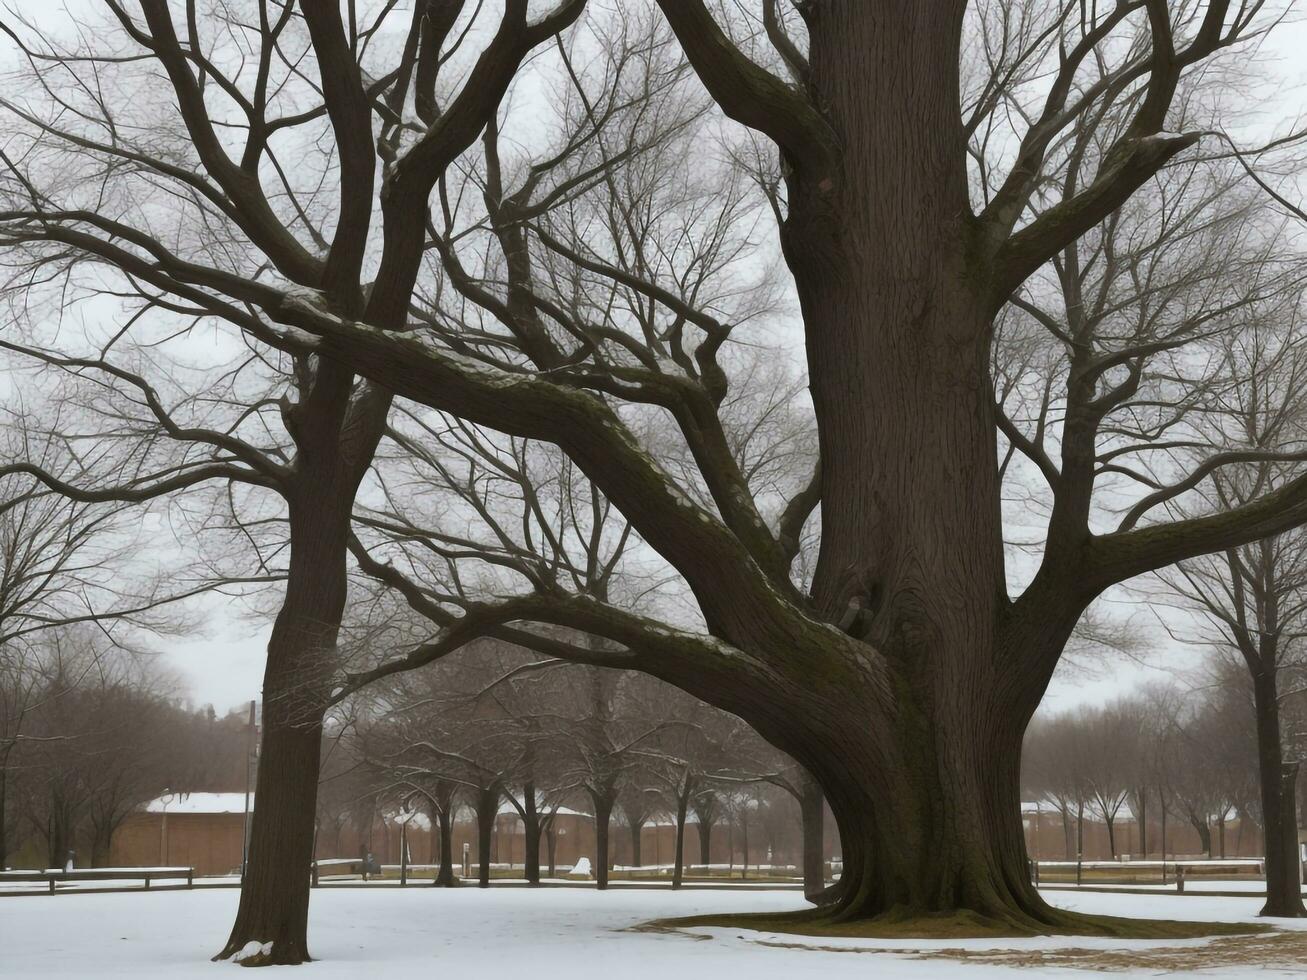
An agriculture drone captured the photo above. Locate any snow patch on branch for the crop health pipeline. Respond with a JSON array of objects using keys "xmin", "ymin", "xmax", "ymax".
[
  {"xmin": 280, "ymin": 284, "xmax": 343, "ymax": 324},
  {"xmin": 435, "ymin": 348, "xmax": 536, "ymax": 390},
  {"xmin": 267, "ymin": 322, "xmax": 322, "ymax": 349},
  {"xmin": 1138, "ymin": 130, "xmax": 1199, "ymax": 149}
]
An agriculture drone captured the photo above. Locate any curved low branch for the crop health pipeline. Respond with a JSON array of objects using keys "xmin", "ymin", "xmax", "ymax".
[{"xmin": 262, "ymin": 293, "xmax": 806, "ymax": 651}]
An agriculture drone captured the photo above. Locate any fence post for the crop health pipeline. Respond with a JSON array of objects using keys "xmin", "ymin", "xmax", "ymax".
[
  {"xmin": 187, "ymin": 868, "xmax": 193, "ymax": 889},
  {"xmin": 1176, "ymin": 865, "xmax": 1185, "ymax": 894}
]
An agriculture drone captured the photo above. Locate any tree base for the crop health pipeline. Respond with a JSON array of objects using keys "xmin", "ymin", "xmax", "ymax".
[
  {"xmin": 649, "ymin": 906, "xmax": 1270, "ymax": 942},
  {"xmin": 214, "ymin": 938, "xmax": 312, "ymax": 967}
]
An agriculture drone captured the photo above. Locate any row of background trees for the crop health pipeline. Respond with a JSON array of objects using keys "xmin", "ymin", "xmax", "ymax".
[
  {"xmin": 320, "ymin": 643, "xmax": 826, "ymax": 890},
  {"xmin": 1025, "ymin": 662, "xmax": 1307, "ymax": 865},
  {"xmin": 5, "ymin": 618, "xmax": 1299, "ymax": 882},
  {"xmin": 0, "ymin": 628, "xmax": 250, "ymax": 870}
]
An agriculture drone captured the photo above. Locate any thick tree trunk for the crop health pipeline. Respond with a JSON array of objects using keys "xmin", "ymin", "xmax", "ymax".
[
  {"xmin": 801, "ymin": 772, "xmax": 825, "ymax": 901},
  {"xmin": 433, "ymin": 806, "xmax": 455, "ymax": 886},
  {"xmin": 672, "ymin": 791, "xmax": 689, "ymax": 889},
  {"xmin": 770, "ymin": 690, "xmax": 1060, "ymax": 929},
  {"xmin": 217, "ymin": 715, "xmax": 322, "ymax": 963},
  {"xmin": 593, "ymin": 794, "xmax": 613, "ymax": 890},
  {"xmin": 1253, "ymin": 674, "xmax": 1305, "ymax": 916},
  {"xmin": 475, "ymin": 786, "xmax": 497, "ymax": 888}
]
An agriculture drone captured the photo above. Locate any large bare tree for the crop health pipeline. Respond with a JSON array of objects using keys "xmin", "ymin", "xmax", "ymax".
[{"xmin": 5, "ymin": 0, "xmax": 1307, "ymax": 944}]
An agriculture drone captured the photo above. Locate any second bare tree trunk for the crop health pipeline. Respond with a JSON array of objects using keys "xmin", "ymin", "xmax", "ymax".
[{"xmin": 1254, "ymin": 674, "xmax": 1305, "ymax": 917}]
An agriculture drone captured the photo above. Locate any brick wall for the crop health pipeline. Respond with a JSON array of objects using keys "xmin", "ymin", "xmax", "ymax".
[{"xmin": 111, "ymin": 811, "xmax": 246, "ymax": 875}]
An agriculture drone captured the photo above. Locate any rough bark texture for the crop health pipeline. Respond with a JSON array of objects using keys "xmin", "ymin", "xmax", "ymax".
[
  {"xmin": 738, "ymin": 2, "xmax": 1056, "ymax": 927},
  {"xmin": 1254, "ymin": 675, "xmax": 1305, "ymax": 917},
  {"xmin": 215, "ymin": 487, "xmax": 348, "ymax": 963}
]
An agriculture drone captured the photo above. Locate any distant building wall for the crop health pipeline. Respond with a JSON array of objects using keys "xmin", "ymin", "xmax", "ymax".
[
  {"xmin": 111, "ymin": 811, "xmax": 246, "ymax": 875},
  {"xmin": 1023, "ymin": 809, "xmax": 1263, "ymax": 862}
]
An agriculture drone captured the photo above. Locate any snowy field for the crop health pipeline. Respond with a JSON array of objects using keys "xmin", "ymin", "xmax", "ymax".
[{"xmin": 3, "ymin": 886, "xmax": 1307, "ymax": 978}]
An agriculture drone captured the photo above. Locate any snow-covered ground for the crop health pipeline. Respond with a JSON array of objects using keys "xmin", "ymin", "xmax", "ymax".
[{"xmin": 2, "ymin": 886, "xmax": 1305, "ymax": 978}]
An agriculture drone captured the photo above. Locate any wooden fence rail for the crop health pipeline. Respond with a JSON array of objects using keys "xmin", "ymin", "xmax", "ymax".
[{"xmin": 0, "ymin": 867, "xmax": 194, "ymax": 894}]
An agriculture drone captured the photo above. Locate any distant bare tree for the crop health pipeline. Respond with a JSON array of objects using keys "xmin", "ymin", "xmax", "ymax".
[
  {"xmin": 5, "ymin": 627, "xmax": 182, "ymax": 868},
  {"xmin": 1157, "ymin": 317, "xmax": 1307, "ymax": 914},
  {"xmin": 0, "ymin": 421, "xmax": 206, "ymax": 868}
]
